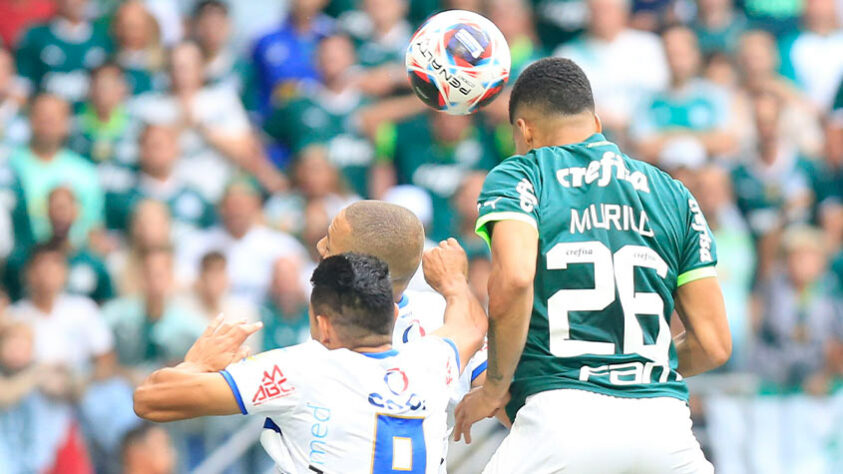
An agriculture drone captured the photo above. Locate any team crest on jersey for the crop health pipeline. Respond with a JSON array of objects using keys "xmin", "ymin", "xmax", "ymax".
[{"xmin": 252, "ymin": 364, "xmax": 295, "ymax": 406}]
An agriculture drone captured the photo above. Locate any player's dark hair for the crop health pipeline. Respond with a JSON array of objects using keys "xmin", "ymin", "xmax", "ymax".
[
  {"xmin": 508, "ymin": 57, "xmax": 595, "ymax": 124},
  {"xmin": 26, "ymin": 241, "xmax": 65, "ymax": 268},
  {"xmin": 200, "ymin": 251, "xmax": 226, "ymax": 272},
  {"xmin": 310, "ymin": 253, "xmax": 395, "ymax": 341},
  {"xmin": 193, "ymin": 0, "xmax": 228, "ymax": 18}
]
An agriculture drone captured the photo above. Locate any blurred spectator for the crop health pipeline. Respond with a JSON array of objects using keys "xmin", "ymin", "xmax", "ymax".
[
  {"xmin": 103, "ymin": 246, "xmax": 205, "ymax": 373},
  {"xmin": 735, "ymin": 29, "xmax": 824, "ymax": 156},
  {"xmin": 9, "ymin": 242, "xmax": 114, "ymax": 376},
  {"xmin": 177, "ymin": 181, "xmax": 306, "ymax": 305},
  {"xmin": 778, "ymin": 0, "xmax": 843, "ymax": 111},
  {"xmin": 0, "ymin": 321, "xmax": 64, "ymax": 474},
  {"xmin": 15, "ymin": 0, "xmax": 111, "ymax": 104},
  {"xmin": 68, "ymin": 62, "xmax": 140, "ymax": 193},
  {"xmin": 631, "ymin": 26, "xmax": 737, "ymax": 164},
  {"xmin": 554, "ymin": 0, "xmax": 668, "ymax": 136},
  {"xmin": 264, "ymin": 146, "xmax": 358, "ymax": 236},
  {"xmin": 130, "ymin": 41, "xmax": 285, "ymax": 201},
  {"xmin": 263, "ymin": 34, "xmax": 374, "ymax": 191},
  {"xmin": 251, "ymin": 0, "xmax": 334, "ymax": 113},
  {"xmin": 467, "ymin": 252, "xmax": 491, "ymax": 308},
  {"xmin": 108, "ymin": 199, "xmax": 173, "ymax": 295},
  {"xmin": 112, "ymin": 0, "xmax": 166, "ymax": 96},
  {"xmin": 260, "ymin": 256, "xmax": 311, "ymax": 351},
  {"xmin": 0, "ymin": 181, "xmax": 32, "ymax": 265},
  {"xmin": 120, "ymin": 422, "xmax": 176, "ymax": 474},
  {"xmin": 0, "ymin": 0, "xmax": 55, "ymax": 48},
  {"xmin": 748, "ymin": 226, "xmax": 842, "ymax": 473},
  {"xmin": 191, "ymin": 0, "xmax": 254, "ymax": 108},
  {"xmin": 489, "ymin": 0, "xmax": 543, "ymax": 80},
  {"xmin": 10, "ymin": 94, "xmax": 104, "ymax": 247},
  {"xmin": 754, "ymin": 225, "xmax": 841, "ymax": 393},
  {"xmin": 692, "ymin": 0, "xmax": 748, "ymax": 54},
  {"xmin": 300, "ymin": 197, "xmax": 332, "ymax": 265},
  {"xmin": 225, "ymin": 0, "xmax": 289, "ymax": 54},
  {"xmin": 690, "ymin": 165, "xmax": 756, "ymax": 369},
  {"xmin": 182, "ymin": 251, "xmax": 260, "ymax": 350},
  {"xmin": 105, "ymin": 124, "xmax": 215, "ymax": 237},
  {"xmin": 0, "ymin": 48, "xmax": 30, "ymax": 152},
  {"xmin": 732, "ymin": 90, "xmax": 813, "ymax": 278},
  {"xmin": 742, "ymin": 0, "xmax": 803, "ymax": 35},
  {"xmin": 373, "ymin": 112, "xmax": 498, "ymax": 241},
  {"xmin": 342, "ymin": 0, "xmax": 410, "ymax": 69},
  {"xmin": 3, "ymin": 187, "xmax": 114, "ymax": 303},
  {"xmin": 452, "ymin": 171, "xmax": 488, "ymax": 255}
]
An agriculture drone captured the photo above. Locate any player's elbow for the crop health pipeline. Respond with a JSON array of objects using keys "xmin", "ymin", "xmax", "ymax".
[
  {"xmin": 133, "ymin": 374, "xmax": 175, "ymax": 422},
  {"xmin": 708, "ymin": 335, "xmax": 732, "ymax": 369}
]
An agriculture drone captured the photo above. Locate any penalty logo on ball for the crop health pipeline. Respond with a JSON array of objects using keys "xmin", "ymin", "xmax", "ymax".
[{"xmin": 406, "ymin": 10, "xmax": 511, "ymax": 115}]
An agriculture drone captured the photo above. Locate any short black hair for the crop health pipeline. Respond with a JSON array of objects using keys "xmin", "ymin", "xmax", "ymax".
[
  {"xmin": 310, "ymin": 253, "xmax": 394, "ymax": 341},
  {"xmin": 508, "ymin": 57, "xmax": 595, "ymax": 124},
  {"xmin": 200, "ymin": 250, "xmax": 226, "ymax": 271},
  {"xmin": 26, "ymin": 241, "xmax": 65, "ymax": 268},
  {"xmin": 193, "ymin": 0, "xmax": 228, "ymax": 17}
]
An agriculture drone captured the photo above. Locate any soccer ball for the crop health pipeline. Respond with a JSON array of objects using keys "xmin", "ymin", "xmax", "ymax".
[{"xmin": 405, "ymin": 10, "xmax": 511, "ymax": 115}]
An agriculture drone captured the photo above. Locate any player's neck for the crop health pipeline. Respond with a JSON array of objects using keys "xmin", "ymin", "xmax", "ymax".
[
  {"xmin": 538, "ymin": 123, "xmax": 600, "ymax": 148},
  {"xmin": 354, "ymin": 343, "xmax": 394, "ymax": 354}
]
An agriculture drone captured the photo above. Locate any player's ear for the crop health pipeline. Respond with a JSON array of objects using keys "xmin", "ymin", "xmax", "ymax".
[
  {"xmin": 593, "ymin": 113, "xmax": 602, "ymax": 134},
  {"xmin": 394, "ymin": 304, "xmax": 399, "ymax": 322},
  {"xmin": 314, "ymin": 314, "xmax": 332, "ymax": 345}
]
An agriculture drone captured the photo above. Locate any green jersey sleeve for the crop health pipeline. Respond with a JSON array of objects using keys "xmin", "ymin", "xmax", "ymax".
[
  {"xmin": 677, "ymin": 185, "xmax": 718, "ymax": 286},
  {"xmin": 475, "ymin": 156, "xmax": 541, "ymax": 247}
]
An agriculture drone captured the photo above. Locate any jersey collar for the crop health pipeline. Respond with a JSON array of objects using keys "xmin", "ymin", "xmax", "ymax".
[
  {"xmin": 359, "ymin": 348, "xmax": 399, "ymax": 359},
  {"xmin": 396, "ymin": 294, "xmax": 409, "ymax": 310}
]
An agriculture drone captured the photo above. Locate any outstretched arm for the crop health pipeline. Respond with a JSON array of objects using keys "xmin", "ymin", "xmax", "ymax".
[
  {"xmin": 133, "ymin": 317, "xmax": 263, "ymax": 422},
  {"xmin": 455, "ymin": 220, "xmax": 538, "ymax": 443},
  {"xmin": 424, "ymin": 239, "xmax": 488, "ymax": 373}
]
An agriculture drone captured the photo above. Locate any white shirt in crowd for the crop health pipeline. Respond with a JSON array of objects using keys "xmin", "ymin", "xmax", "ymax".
[
  {"xmin": 10, "ymin": 293, "xmax": 114, "ymax": 371},
  {"xmin": 222, "ymin": 337, "xmax": 461, "ymax": 474},
  {"xmin": 129, "ymin": 85, "xmax": 252, "ymax": 202},
  {"xmin": 177, "ymin": 225, "xmax": 307, "ymax": 305},
  {"xmin": 555, "ymin": 29, "xmax": 669, "ymax": 126}
]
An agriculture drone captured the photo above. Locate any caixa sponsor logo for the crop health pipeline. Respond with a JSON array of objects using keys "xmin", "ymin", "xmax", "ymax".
[{"xmin": 368, "ymin": 368, "xmax": 426, "ymax": 412}]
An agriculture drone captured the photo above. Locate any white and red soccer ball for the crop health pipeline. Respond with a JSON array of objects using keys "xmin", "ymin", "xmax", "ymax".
[{"xmin": 405, "ymin": 10, "xmax": 511, "ymax": 115}]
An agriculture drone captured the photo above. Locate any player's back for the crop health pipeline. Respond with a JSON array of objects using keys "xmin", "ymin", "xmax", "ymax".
[
  {"xmin": 476, "ymin": 133, "xmax": 717, "ymax": 420},
  {"xmin": 222, "ymin": 338, "xmax": 460, "ymax": 474}
]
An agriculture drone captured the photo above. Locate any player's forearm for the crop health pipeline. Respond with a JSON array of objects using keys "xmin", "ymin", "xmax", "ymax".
[
  {"xmin": 441, "ymin": 282, "xmax": 488, "ymax": 364},
  {"xmin": 134, "ymin": 363, "xmax": 237, "ymax": 422},
  {"xmin": 484, "ymin": 271, "xmax": 533, "ymax": 399},
  {"xmin": 674, "ymin": 330, "xmax": 728, "ymax": 377}
]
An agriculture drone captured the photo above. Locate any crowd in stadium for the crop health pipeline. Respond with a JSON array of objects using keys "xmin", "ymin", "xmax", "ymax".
[{"xmin": 0, "ymin": 0, "xmax": 841, "ymax": 472}]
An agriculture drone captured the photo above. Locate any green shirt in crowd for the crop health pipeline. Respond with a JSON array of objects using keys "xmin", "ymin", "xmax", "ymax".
[
  {"xmin": 2, "ymin": 245, "xmax": 113, "ymax": 303},
  {"xmin": 377, "ymin": 115, "xmax": 498, "ymax": 241},
  {"xmin": 15, "ymin": 19, "xmax": 112, "ymax": 105},
  {"xmin": 10, "ymin": 147, "xmax": 104, "ymax": 246},
  {"xmin": 264, "ymin": 87, "xmax": 373, "ymax": 197},
  {"xmin": 259, "ymin": 299, "xmax": 311, "ymax": 351}
]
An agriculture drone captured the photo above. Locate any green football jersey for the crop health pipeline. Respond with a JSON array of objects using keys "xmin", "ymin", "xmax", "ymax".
[
  {"xmin": 475, "ymin": 133, "xmax": 718, "ymax": 420},
  {"xmin": 15, "ymin": 20, "xmax": 112, "ymax": 104}
]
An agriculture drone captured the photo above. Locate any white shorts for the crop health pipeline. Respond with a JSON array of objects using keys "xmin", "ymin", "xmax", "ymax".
[{"xmin": 483, "ymin": 389, "xmax": 713, "ymax": 474}]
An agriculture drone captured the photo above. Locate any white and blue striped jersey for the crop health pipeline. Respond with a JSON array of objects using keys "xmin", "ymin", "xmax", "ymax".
[{"xmin": 221, "ymin": 338, "xmax": 461, "ymax": 474}]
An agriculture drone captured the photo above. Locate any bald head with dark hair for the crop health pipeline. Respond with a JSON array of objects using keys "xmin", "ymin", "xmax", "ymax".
[{"xmin": 317, "ymin": 201, "xmax": 424, "ymax": 299}]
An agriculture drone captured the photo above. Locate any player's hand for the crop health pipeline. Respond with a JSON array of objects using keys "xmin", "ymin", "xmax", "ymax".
[
  {"xmin": 422, "ymin": 238, "xmax": 469, "ymax": 296},
  {"xmin": 183, "ymin": 315, "xmax": 263, "ymax": 373},
  {"xmin": 454, "ymin": 386, "xmax": 509, "ymax": 444}
]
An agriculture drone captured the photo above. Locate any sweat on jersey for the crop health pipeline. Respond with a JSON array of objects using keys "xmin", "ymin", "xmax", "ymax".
[
  {"xmin": 220, "ymin": 338, "xmax": 461, "ymax": 474},
  {"xmin": 475, "ymin": 133, "xmax": 718, "ymax": 421}
]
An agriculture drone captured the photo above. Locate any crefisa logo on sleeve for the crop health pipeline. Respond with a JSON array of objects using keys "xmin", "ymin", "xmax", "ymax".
[{"xmin": 368, "ymin": 368, "xmax": 426, "ymax": 413}]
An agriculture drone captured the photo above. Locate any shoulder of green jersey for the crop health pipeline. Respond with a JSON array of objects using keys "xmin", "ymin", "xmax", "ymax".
[{"xmin": 475, "ymin": 211, "xmax": 538, "ymax": 247}]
